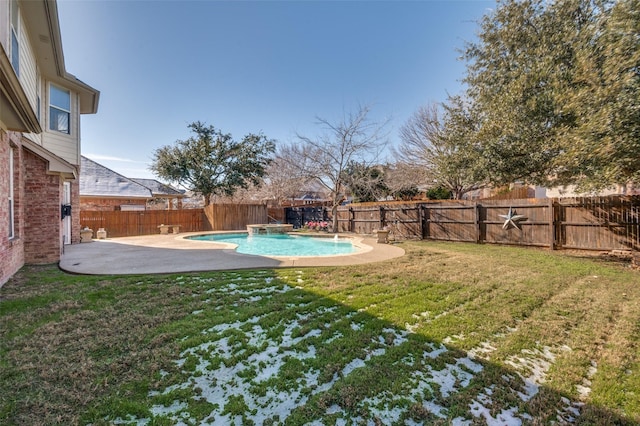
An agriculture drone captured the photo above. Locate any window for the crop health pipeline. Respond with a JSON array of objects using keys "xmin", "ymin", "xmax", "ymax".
[
  {"xmin": 8, "ymin": 148, "xmax": 15, "ymax": 239},
  {"xmin": 10, "ymin": 0, "xmax": 19, "ymax": 76},
  {"xmin": 49, "ymin": 85, "xmax": 70, "ymax": 134}
]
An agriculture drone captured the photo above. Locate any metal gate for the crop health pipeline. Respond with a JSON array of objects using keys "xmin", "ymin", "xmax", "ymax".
[{"xmin": 285, "ymin": 207, "xmax": 329, "ymax": 229}]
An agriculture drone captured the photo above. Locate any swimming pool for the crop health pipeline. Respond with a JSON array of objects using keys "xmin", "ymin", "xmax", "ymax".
[{"xmin": 186, "ymin": 233, "xmax": 358, "ymax": 257}]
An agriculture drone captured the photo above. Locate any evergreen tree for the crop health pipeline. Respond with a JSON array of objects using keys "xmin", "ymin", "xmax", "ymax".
[
  {"xmin": 463, "ymin": 0, "xmax": 639, "ymax": 190},
  {"xmin": 150, "ymin": 122, "xmax": 275, "ymax": 205}
]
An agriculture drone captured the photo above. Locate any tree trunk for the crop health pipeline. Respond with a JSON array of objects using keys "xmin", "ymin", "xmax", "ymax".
[{"xmin": 331, "ymin": 204, "xmax": 339, "ymax": 233}]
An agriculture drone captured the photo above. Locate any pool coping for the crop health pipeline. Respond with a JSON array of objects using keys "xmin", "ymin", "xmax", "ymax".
[{"xmin": 59, "ymin": 231, "xmax": 405, "ymax": 275}]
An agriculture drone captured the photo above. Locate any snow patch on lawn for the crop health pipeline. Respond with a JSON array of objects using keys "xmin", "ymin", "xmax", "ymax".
[
  {"xmin": 405, "ymin": 310, "xmax": 451, "ymax": 332},
  {"xmin": 469, "ymin": 385, "xmax": 532, "ymax": 426},
  {"xmin": 119, "ymin": 275, "xmax": 589, "ymax": 425},
  {"xmin": 504, "ymin": 345, "xmax": 562, "ymax": 401}
]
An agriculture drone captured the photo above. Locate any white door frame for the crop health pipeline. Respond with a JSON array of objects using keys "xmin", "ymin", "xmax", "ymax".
[{"xmin": 62, "ymin": 182, "xmax": 71, "ymax": 245}]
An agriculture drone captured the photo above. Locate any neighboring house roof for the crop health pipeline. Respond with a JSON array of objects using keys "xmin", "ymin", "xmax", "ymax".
[
  {"xmin": 290, "ymin": 178, "xmax": 331, "ymax": 201},
  {"xmin": 80, "ymin": 156, "xmax": 152, "ymax": 199},
  {"xmin": 303, "ymin": 178, "xmax": 329, "ymax": 194},
  {"xmin": 130, "ymin": 178, "xmax": 184, "ymax": 197}
]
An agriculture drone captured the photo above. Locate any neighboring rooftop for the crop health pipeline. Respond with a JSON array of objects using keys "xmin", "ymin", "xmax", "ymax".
[
  {"xmin": 130, "ymin": 178, "xmax": 184, "ymax": 197},
  {"xmin": 80, "ymin": 156, "xmax": 151, "ymax": 198}
]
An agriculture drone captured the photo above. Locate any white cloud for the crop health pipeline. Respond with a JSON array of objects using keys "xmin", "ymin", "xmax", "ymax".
[{"xmin": 84, "ymin": 153, "xmax": 146, "ymax": 163}]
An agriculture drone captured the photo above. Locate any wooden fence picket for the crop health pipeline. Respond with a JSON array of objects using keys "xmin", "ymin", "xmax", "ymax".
[{"xmin": 81, "ymin": 197, "xmax": 640, "ymax": 251}]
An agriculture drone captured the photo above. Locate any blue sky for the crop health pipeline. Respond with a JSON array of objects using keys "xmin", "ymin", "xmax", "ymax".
[{"xmin": 57, "ymin": 0, "xmax": 494, "ymax": 180}]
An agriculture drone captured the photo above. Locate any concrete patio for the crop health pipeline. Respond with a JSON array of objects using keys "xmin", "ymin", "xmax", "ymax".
[{"xmin": 59, "ymin": 232, "xmax": 405, "ymax": 275}]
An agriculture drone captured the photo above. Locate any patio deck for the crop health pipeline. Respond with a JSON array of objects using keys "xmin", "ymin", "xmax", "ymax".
[{"xmin": 59, "ymin": 232, "xmax": 405, "ymax": 275}]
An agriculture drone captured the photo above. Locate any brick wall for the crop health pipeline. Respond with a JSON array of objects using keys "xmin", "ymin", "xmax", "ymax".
[
  {"xmin": 71, "ymin": 179, "xmax": 81, "ymax": 244},
  {"xmin": 1, "ymin": 129, "xmax": 83, "ymax": 284},
  {"xmin": 0, "ymin": 130, "xmax": 25, "ymax": 286},
  {"xmin": 80, "ymin": 197, "xmax": 147, "ymax": 211},
  {"xmin": 23, "ymin": 149, "xmax": 63, "ymax": 264}
]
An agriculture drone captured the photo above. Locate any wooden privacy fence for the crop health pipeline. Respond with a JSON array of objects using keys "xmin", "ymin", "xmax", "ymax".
[
  {"xmin": 80, "ymin": 204, "xmax": 269, "ymax": 237},
  {"xmin": 203, "ymin": 204, "xmax": 268, "ymax": 231},
  {"xmin": 334, "ymin": 197, "xmax": 640, "ymax": 251},
  {"xmin": 80, "ymin": 198, "xmax": 639, "ymax": 250},
  {"xmin": 80, "ymin": 209, "xmax": 206, "ymax": 238},
  {"xmin": 267, "ymin": 207, "xmax": 286, "ymax": 224}
]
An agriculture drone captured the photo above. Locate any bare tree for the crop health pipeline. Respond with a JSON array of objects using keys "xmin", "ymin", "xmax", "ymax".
[
  {"xmin": 384, "ymin": 162, "xmax": 423, "ymax": 200},
  {"xmin": 283, "ymin": 105, "xmax": 389, "ymax": 231},
  {"xmin": 395, "ymin": 101, "xmax": 485, "ymax": 200},
  {"xmin": 341, "ymin": 161, "xmax": 389, "ymax": 203},
  {"xmin": 257, "ymin": 151, "xmax": 310, "ymax": 205}
]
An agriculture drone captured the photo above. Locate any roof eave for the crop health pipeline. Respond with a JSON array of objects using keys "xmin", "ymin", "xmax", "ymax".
[
  {"xmin": 0, "ymin": 48, "xmax": 42, "ymax": 133},
  {"xmin": 21, "ymin": 0, "xmax": 100, "ymax": 114},
  {"xmin": 22, "ymin": 137, "xmax": 77, "ymax": 179}
]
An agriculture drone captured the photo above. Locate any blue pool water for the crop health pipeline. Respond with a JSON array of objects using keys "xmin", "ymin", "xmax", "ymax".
[{"xmin": 187, "ymin": 233, "xmax": 357, "ymax": 257}]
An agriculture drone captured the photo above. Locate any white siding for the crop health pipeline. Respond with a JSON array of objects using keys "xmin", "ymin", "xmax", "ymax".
[
  {"xmin": 42, "ymin": 84, "xmax": 80, "ymax": 166},
  {"xmin": 18, "ymin": 13, "xmax": 38, "ymax": 116},
  {"xmin": 23, "ymin": 131, "xmax": 42, "ymax": 145},
  {"xmin": 23, "ymin": 76, "xmax": 43, "ymax": 145},
  {"xmin": 19, "ymin": 14, "xmax": 42, "ymax": 146},
  {"xmin": 0, "ymin": 2, "xmax": 8, "ymax": 53}
]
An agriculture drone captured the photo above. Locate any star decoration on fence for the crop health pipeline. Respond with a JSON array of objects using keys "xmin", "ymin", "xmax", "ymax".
[{"xmin": 499, "ymin": 207, "xmax": 528, "ymax": 230}]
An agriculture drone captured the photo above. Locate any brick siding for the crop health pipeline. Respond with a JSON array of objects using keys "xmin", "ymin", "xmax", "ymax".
[
  {"xmin": 1, "ymin": 130, "xmax": 83, "ymax": 285},
  {"xmin": 80, "ymin": 197, "xmax": 147, "ymax": 211},
  {"xmin": 1, "ymin": 130, "xmax": 25, "ymax": 286},
  {"xmin": 71, "ymin": 179, "xmax": 81, "ymax": 244},
  {"xmin": 22, "ymin": 149, "xmax": 64, "ymax": 264}
]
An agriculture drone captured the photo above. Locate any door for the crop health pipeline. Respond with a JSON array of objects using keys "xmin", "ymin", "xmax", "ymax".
[{"xmin": 62, "ymin": 182, "xmax": 71, "ymax": 244}]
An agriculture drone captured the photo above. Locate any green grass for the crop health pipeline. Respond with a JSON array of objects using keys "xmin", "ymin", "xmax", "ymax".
[{"xmin": 1, "ymin": 241, "xmax": 639, "ymax": 425}]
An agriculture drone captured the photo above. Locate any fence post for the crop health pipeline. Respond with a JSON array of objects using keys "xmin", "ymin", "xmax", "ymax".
[
  {"xmin": 422, "ymin": 204, "xmax": 430, "ymax": 240},
  {"xmin": 349, "ymin": 207, "xmax": 354, "ymax": 233},
  {"xmin": 549, "ymin": 198, "xmax": 556, "ymax": 250},
  {"xmin": 379, "ymin": 206, "xmax": 385, "ymax": 230},
  {"xmin": 475, "ymin": 202, "xmax": 481, "ymax": 244}
]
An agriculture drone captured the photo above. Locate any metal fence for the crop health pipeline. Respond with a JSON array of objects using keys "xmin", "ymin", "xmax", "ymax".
[{"xmin": 285, "ymin": 206, "xmax": 330, "ymax": 229}]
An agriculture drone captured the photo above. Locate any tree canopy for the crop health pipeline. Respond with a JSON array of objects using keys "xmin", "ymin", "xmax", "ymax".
[
  {"xmin": 461, "ymin": 0, "xmax": 640, "ymax": 191},
  {"xmin": 341, "ymin": 162, "xmax": 389, "ymax": 203},
  {"xmin": 150, "ymin": 122, "xmax": 275, "ymax": 206},
  {"xmin": 395, "ymin": 102, "xmax": 486, "ymax": 199}
]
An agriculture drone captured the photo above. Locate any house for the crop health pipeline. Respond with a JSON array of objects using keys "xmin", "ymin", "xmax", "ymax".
[
  {"xmin": 79, "ymin": 156, "xmax": 184, "ymax": 211},
  {"xmin": 278, "ymin": 178, "xmax": 332, "ymax": 207},
  {"xmin": 79, "ymin": 156, "xmax": 152, "ymax": 211},
  {"xmin": 130, "ymin": 178, "xmax": 184, "ymax": 210},
  {"xmin": 1, "ymin": 0, "xmax": 99, "ymax": 286},
  {"xmin": 534, "ymin": 183, "xmax": 639, "ymax": 198}
]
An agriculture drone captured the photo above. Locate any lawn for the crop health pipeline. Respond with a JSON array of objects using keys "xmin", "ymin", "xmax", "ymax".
[{"xmin": 1, "ymin": 241, "xmax": 639, "ymax": 425}]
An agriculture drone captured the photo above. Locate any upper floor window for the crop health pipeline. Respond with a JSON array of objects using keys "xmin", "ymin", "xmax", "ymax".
[
  {"xmin": 10, "ymin": 0, "xmax": 19, "ymax": 76},
  {"xmin": 49, "ymin": 85, "xmax": 70, "ymax": 134}
]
